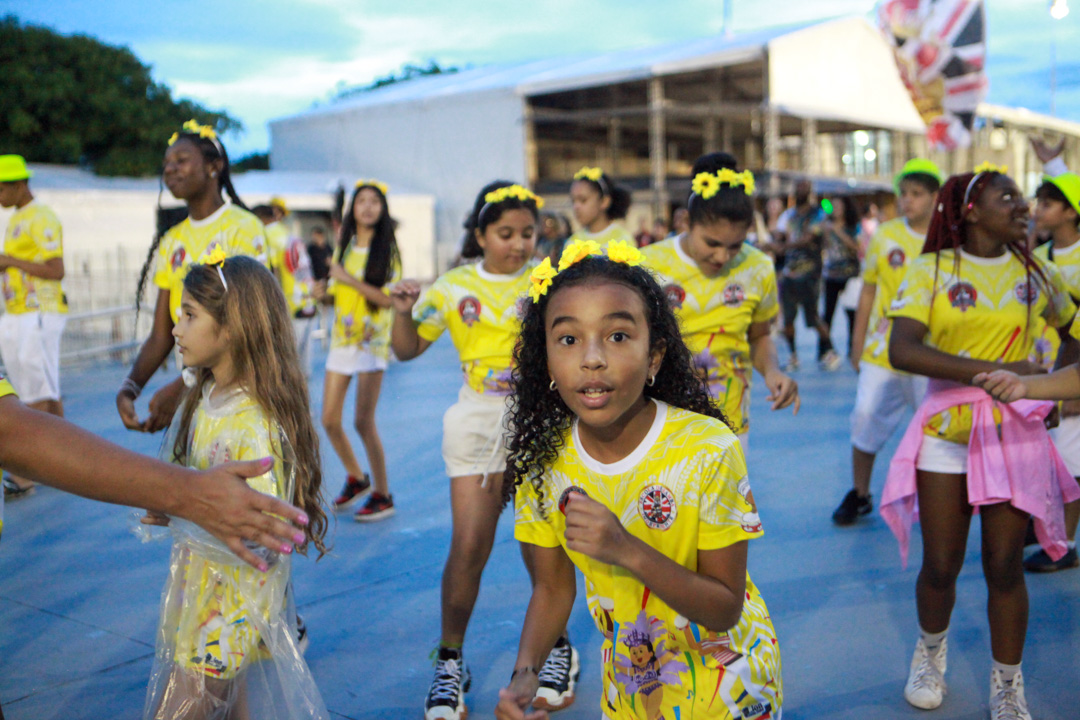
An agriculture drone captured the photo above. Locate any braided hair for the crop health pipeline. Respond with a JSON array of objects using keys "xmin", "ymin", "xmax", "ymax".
[
  {"xmin": 503, "ymin": 256, "xmax": 730, "ymax": 511},
  {"xmin": 924, "ymin": 170, "xmax": 1050, "ymax": 342},
  {"xmin": 134, "ymin": 126, "xmax": 246, "ymax": 319}
]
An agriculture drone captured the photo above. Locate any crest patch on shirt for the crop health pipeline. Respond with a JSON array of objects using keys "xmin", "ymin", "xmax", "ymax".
[
  {"xmin": 1014, "ymin": 280, "xmax": 1039, "ymax": 305},
  {"xmin": 663, "ymin": 284, "xmax": 686, "ymax": 309},
  {"xmin": 887, "ymin": 248, "xmax": 906, "ymax": 269},
  {"xmin": 170, "ymin": 246, "xmax": 188, "ymax": 271},
  {"xmin": 722, "ymin": 283, "xmax": 746, "ymax": 307},
  {"xmin": 458, "ymin": 296, "xmax": 482, "ymax": 326},
  {"xmin": 558, "ymin": 486, "xmax": 589, "ymax": 515},
  {"xmin": 948, "ymin": 282, "xmax": 978, "ymax": 311},
  {"xmin": 638, "ymin": 484, "xmax": 676, "ymax": 530}
]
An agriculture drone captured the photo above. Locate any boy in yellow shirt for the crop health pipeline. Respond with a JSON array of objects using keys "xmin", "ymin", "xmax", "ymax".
[{"xmin": 0, "ymin": 155, "xmax": 68, "ymax": 496}]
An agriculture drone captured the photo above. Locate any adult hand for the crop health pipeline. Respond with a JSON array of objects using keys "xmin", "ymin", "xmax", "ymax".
[
  {"xmin": 1001, "ymin": 360, "xmax": 1048, "ymax": 377},
  {"xmin": 175, "ymin": 457, "xmax": 309, "ymax": 571},
  {"xmin": 564, "ymin": 493, "xmax": 632, "ymax": 566},
  {"xmin": 389, "ymin": 280, "xmax": 422, "ymax": 314},
  {"xmin": 1061, "ymin": 398, "xmax": 1080, "ymax": 418},
  {"xmin": 116, "ymin": 390, "xmax": 144, "ymax": 431},
  {"xmin": 764, "ymin": 369, "xmax": 800, "ymax": 414},
  {"xmin": 1030, "ymin": 135, "xmax": 1066, "ymax": 164},
  {"xmin": 972, "ymin": 369, "xmax": 1027, "ymax": 403},
  {"xmin": 495, "ymin": 675, "xmax": 546, "ymax": 720},
  {"xmin": 144, "ymin": 378, "xmax": 185, "ymax": 433}
]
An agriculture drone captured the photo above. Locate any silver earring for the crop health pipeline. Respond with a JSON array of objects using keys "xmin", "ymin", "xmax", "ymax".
[
  {"xmin": 647, "ymin": 375, "xmax": 656, "ymax": 387},
  {"xmin": 549, "ymin": 379, "xmax": 557, "ymax": 391},
  {"xmin": 210, "ymin": 171, "xmax": 217, "ymax": 178}
]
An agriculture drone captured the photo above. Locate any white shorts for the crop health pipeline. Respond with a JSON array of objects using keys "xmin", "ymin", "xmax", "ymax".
[
  {"xmin": 850, "ymin": 363, "xmax": 927, "ymax": 454},
  {"xmin": 325, "ymin": 345, "xmax": 388, "ymax": 375},
  {"xmin": 1051, "ymin": 414, "xmax": 1080, "ymax": 477},
  {"xmin": 0, "ymin": 312, "xmax": 66, "ymax": 404},
  {"xmin": 442, "ymin": 384, "xmax": 511, "ymax": 478},
  {"xmin": 916, "ymin": 435, "xmax": 968, "ymax": 474}
]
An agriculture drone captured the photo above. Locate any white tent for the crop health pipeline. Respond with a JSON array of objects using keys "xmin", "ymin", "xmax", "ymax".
[{"xmin": 270, "ymin": 16, "xmax": 925, "ymax": 267}]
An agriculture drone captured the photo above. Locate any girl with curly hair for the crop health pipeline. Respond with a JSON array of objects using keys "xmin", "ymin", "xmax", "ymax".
[{"xmin": 496, "ymin": 245, "xmax": 781, "ymax": 720}]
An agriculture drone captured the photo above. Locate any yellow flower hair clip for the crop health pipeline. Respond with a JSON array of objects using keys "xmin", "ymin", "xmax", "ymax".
[
  {"xmin": 529, "ymin": 257, "xmax": 558, "ymax": 302},
  {"xmin": 168, "ymin": 119, "xmax": 218, "ymax": 146},
  {"xmin": 483, "ymin": 184, "xmax": 545, "ymax": 209},
  {"xmin": 606, "ymin": 239, "xmax": 643, "ymax": 267},
  {"xmin": 558, "ymin": 239, "xmax": 602, "ymax": 271},
  {"xmin": 574, "ymin": 166, "xmax": 604, "ymax": 183},
  {"xmin": 717, "ymin": 168, "xmax": 755, "ymax": 195},
  {"xmin": 692, "ymin": 170, "xmax": 755, "ymax": 199},
  {"xmin": 355, "ymin": 179, "xmax": 389, "ymax": 195},
  {"xmin": 198, "ymin": 247, "xmax": 229, "ymax": 290},
  {"xmin": 974, "ymin": 162, "xmax": 1008, "ymax": 175},
  {"xmin": 691, "ymin": 172, "xmax": 722, "ymax": 199}
]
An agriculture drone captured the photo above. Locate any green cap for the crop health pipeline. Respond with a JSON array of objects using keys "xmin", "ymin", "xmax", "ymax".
[
  {"xmin": 894, "ymin": 158, "xmax": 943, "ymax": 193},
  {"xmin": 0, "ymin": 155, "xmax": 31, "ymax": 183},
  {"xmin": 1043, "ymin": 172, "xmax": 1080, "ymax": 216}
]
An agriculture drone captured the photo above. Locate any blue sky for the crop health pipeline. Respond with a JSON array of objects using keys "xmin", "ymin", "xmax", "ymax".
[{"xmin": 4, "ymin": 0, "xmax": 1079, "ymax": 156}]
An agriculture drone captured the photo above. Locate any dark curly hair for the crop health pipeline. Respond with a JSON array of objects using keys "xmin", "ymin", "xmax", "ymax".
[{"xmin": 503, "ymin": 255, "xmax": 731, "ymax": 511}]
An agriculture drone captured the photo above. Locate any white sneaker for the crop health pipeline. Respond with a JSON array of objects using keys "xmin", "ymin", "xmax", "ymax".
[
  {"xmin": 989, "ymin": 668, "xmax": 1031, "ymax": 720},
  {"xmin": 904, "ymin": 637, "xmax": 947, "ymax": 710}
]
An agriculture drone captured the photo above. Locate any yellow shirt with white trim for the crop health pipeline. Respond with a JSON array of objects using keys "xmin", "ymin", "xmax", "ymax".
[
  {"xmin": 888, "ymin": 249, "xmax": 1075, "ymax": 443},
  {"xmin": 859, "ymin": 218, "xmax": 925, "ymax": 370},
  {"xmin": 1029, "ymin": 240, "xmax": 1080, "ymax": 369},
  {"xmin": 329, "ymin": 244, "xmax": 401, "ymax": 360},
  {"xmin": 515, "ymin": 402, "xmax": 781, "ymax": 720},
  {"xmin": 642, "ymin": 237, "xmax": 779, "ymax": 434},
  {"xmin": 266, "ymin": 221, "xmax": 315, "ymax": 317},
  {"xmin": 170, "ymin": 385, "xmax": 291, "ymax": 679},
  {"xmin": 2, "ymin": 201, "xmax": 67, "ymax": 314},
  {"xmin": 413, "ymin": 261, "xmax": 533, "ymax": 396},
  {"xmin": 153, "ymin": 204, "xmax": 269, "ymax": 323},
  {"xmin": 568, "ymin": 223, "xmax": 637, "ymax": 249}
]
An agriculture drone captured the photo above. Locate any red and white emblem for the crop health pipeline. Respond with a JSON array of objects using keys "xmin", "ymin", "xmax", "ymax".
[
  {"xmin": 1014, "ymin": 280, "xmax": 1039, "ymax": 305},
  {"xmin": 887, "ymin": 248, "xmax": 906, "ymax": 269},
  {"xmin": 948, "ymin": 282, "xmax": 977, "ymax": 311},
  {"xmin": 638, "ymin": 484, "xmax": 676, "ymax": 530},
  {"xmin": 170, "ymin": 246, "xmax": 187, "ymax": 271},
  {"xmin": 663, "ymin": 284, "xmax": 686, "ymax": 309},
  {"xmin": 458, "ymin": 296, "xmax": 481, "ymax": 326},
  {"xmin": 722, "ymin": 283, "xmax": 746, "ymax": 307},
  {"xmin": 558, "ymin": 486, "xmax": 588, "ymax": 515}
]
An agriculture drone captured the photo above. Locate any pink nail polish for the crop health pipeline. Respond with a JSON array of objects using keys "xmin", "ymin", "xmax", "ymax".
[
  {"xmin": 297, "ymin": 513, "xmax": 309, "ymax": 525},
  {"xmin": 258, "ymin": 563, "xmax": 268, "ymax": 572},
  {"xmin": 281, "ymin": 543, "xmax": 292, "ymax": 554},
  {"xmin": 293, "ymin": 532, "xmax": 305, "ymax": 543}
]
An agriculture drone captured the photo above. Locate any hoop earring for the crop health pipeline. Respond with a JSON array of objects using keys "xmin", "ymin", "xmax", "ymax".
[
  {"xmin": 647, "ymin": 375, "xmax": 656, "ymax": 387},
  {"xmin": 549, "ymin": 379, "xmax": 557, "ymax": 391}
]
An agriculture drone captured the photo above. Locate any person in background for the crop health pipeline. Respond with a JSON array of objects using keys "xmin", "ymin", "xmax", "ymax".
[
  {"xmin": 633, "ymin": 217, "xmax": 655, "ymax": 248},
  {"xmin": 535, "ymin": 211, "xmax": 563, "ymax": 261},
  {"xmin": 0, "ymin": 154, "xmax": 67, "ymax": 497},
  {"xmin": 669, "ymin": 207, "xmax": 690, "ymax": 238},
  {"xmin": 821, "ymin": 196, "xmax": 862, "ymax": 353}
]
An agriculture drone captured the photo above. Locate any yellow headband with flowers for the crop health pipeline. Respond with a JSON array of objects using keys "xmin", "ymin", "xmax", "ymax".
[
  {"xmin": 355, "ymin": 179, "xmax": 389, "ymax": 195},
  {"xmin": 691, "ymin": 169, "xmax": 755, "ymax": 199},
  {"xmin": 198, "ymin": 246, "xmax": 229, "ymax": 291},
  {"xmin": 964, "ymin": 163, "xmax": 1010, "ymax": 209},
  {"xmin": 974, "ymin": 161, "xmax": 1008, "ymax": 175},
  {"xmin": 168, "ymin": 119, "xmax": 219, "ymax": 148},
  {"xmin": 528, "ymin": 239, "xmax": 643, "ymax": 302},
  {"xmin": 484, "ymin": 184, "xmax": 545, "ymax": 209},
  {"xmin": 573, "ymin": 166, "xmax": 611, "ymax": 195}
]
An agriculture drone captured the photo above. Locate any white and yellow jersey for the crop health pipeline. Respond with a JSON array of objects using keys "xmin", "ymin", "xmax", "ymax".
[
  {"xmin": 2, "ymin": 201, "xmax": 66, "ymax": 314},
  {"xmin": 859, "ymin": 218, "xmax": 925, "ymax": 371}
]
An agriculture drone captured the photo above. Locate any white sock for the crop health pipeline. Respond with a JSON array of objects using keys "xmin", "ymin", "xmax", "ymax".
[
  {"xmin": 992, "ymin": 660, "xmax": 1021, "ymax": 684},
  {"xmin": 920, "ymin": 627, "xmax": 948, "ymax": 656},
  {"xmin": 1067, "ymin": 540, "xmax": 1076, "ymax": 551}
]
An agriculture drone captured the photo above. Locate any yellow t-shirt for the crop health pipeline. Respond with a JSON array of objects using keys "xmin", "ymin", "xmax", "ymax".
[
  {"xmin": 413, "ymin": 261, "xmax": 533, "ymax": 396},
  {"xmin": 266, "ymin": 221, "xmax": 315, "ymax": 317},
  {"xmin": 859, "ymin": 218, "xmax": 925, "ymax": 370},
  {"xmin": 515, "ymin": 402, "xmax": 781, "ymax": 720},
  {"xmin": 153, "ymin": 204, "xmax": 269, "ymax": 322},
  {"xmin": 1029, "ymin": 240, "xmax": 1080, "ymax": 369},
  {"xmin": 568, "ymin": 223, "xmax": 636, "ymax": 249},
  {"xmin": 329, "ymin": 243, "xmax": 401, "ymax": 359},
  {"xmin": 2, "ymin": 201, "xmax": 67, "ymax": 314},
  {"xmin": 168, "ymin": 385, "xmax": 291, "ymax": 679},
  {"xmin": 642, "ymin": 237, "xmax": 779, "ymax": 434},
  {"xmin": 889, "ymin": 249, "xmax": 1076, "ymax": 443}
]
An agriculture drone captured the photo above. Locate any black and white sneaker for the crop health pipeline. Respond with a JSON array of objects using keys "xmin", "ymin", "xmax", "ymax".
[
  {"xmin": 424, "ymin": 647, "xmax": 471, "ymax": 720},
  {"xmin": 832, "ymin": 489, "xmax": 872, "ymax": 526},
  {"xmin": 296, "ymin": 614, "xmax": 309, "ymax": 655},
  {"xmin": 533, "ymin": 635, "xmax": 580, "ymax": 712}
]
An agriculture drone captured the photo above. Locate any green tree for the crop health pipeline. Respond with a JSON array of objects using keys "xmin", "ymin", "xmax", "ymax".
[
  {"xmin": 0, "ymin": 15, "xmax": 241, "ymax": 176},
  {"xmin": 331, "ymin": 60, "xmax": 460, "ymax": 102}
]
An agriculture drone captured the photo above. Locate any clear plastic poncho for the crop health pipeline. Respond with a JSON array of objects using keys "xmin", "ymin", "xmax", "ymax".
[{"xmin": 143, "ymin": 384, "xmax": 328, "ymax": 720}]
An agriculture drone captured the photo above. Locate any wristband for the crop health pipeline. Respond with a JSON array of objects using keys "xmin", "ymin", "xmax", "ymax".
[
  {"xmin": 510, "ymin": 666, "xmax": 539, "ymax": 682},
  {"xmin": 119, "ymin": 377, "xmax": 144, "ymax": 399}
]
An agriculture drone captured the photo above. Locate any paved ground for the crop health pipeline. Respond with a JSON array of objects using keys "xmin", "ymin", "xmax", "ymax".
[{"xmin": 0, "ymin": 327, "xmax": 1077, "ymax": 720}]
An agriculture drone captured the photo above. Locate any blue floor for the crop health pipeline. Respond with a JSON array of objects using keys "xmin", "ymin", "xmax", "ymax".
[{"xmin": 1, "ymin": 328, "xmax": 1077, "ymax": 719}]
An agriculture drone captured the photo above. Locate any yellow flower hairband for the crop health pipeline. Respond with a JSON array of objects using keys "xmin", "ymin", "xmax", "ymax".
[
  {"xmin": 691, "ymin": 169, "xmax": 755, "ymax": 199},
  {"xmin": 573, "ymin": 166, "xmax": 611, "ymax": 195},
  {"xmin": 355, "ymin": 179, "xmax": 389, "ymax": 195},
  {"xmin": 198, "ymin": 247, "xmax": 229, "ymax": 291},
  {"xmin": 528, "ymin": 239, "xmax": 643, "ymax": 302},
  {"xmin": 167, "ymin": 119, "xmax": 220, "ymax": 147},
  {"xmin": 484, "ymin": 184, "xmax": 545, "ymax": 209},
  {"xmin": 964, "ymin": 163, "xmax": 1010, "ymax": 209}
]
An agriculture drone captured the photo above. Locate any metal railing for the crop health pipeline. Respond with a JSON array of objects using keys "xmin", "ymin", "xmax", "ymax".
[{"xmin": 59, "ymin": 304, "xmax": 152, "ymax": 366}]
